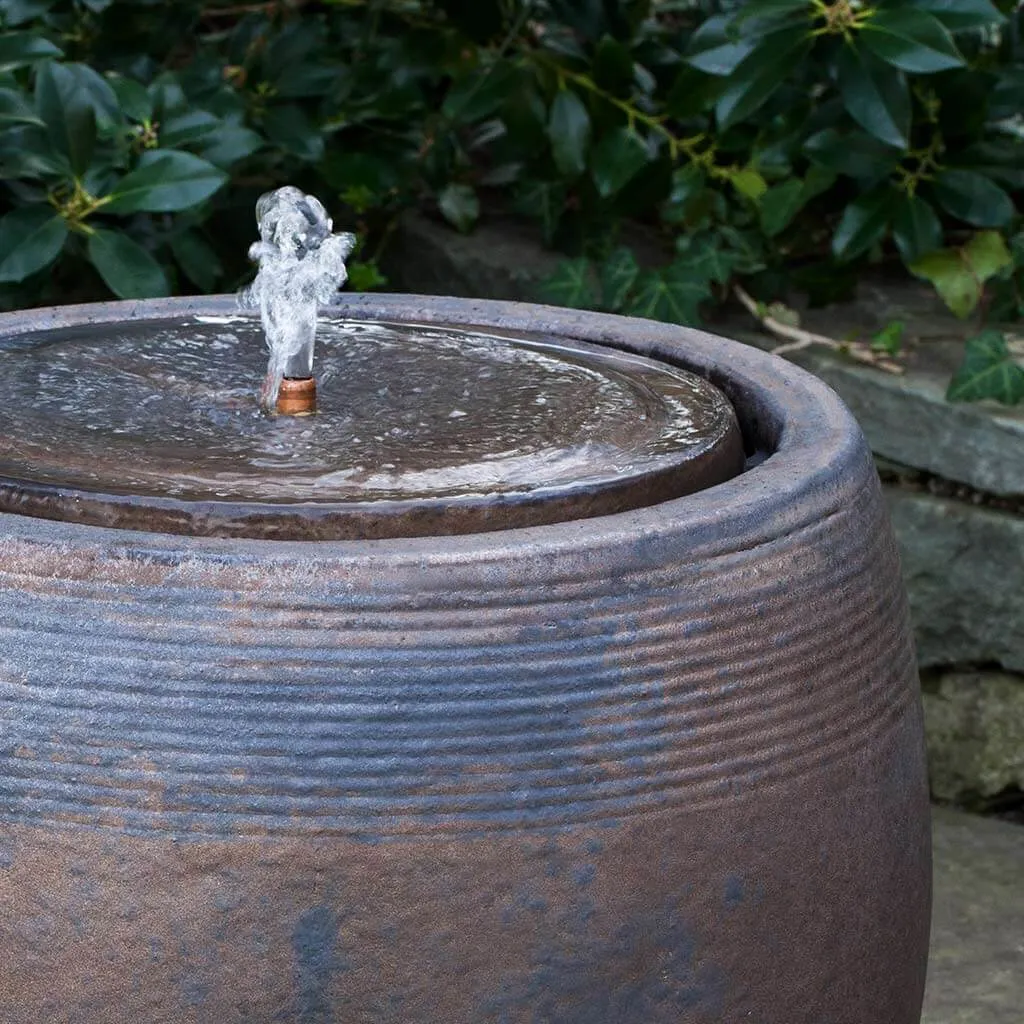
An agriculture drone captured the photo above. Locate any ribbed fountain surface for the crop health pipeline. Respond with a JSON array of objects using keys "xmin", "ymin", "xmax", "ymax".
[{"xmin": 0, "ymin": 314, "xmax": 743, "ymax": 539}]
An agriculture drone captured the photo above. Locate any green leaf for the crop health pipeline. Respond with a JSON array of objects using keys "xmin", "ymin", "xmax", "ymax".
[
  {"xmin": 759, "ymin": 178, "xmax": 805, "ymax": 236},
  {"xmin": 684, "ymin": 15, "xmax": 757, "ymax": 76},
  {"xmin": 160, "ymin": 110, "xmax": 220, "ymax": 149},
  {"xmin": 35, "ymin": 61, "xmax": 95, "ymax": 176},
  {"xmin": 626, "ymin": 264, "xmax": 710, "ymax": 325},
  {"xmin": 832, "ymin": 187, "xmax": 897, "ymax": 260},
  {"xmin": 548, "ymin": 89, "xmax": 590, "ymax": 178},
  {"xmin": 539, "ymin": 257, "xmax": 597, "ymax": 309},
  {"xmin": 871, "ymin": 320, "xmax": 905, "ymax": 355},
  {"xmin": 803, "ymin": 127, "xmax": 902, "ymax": 181},
  {"xmin": 963, "ymin": 231, "xmax": 1012, "ymax": 282},
  {"xmin": 906, "ymin": 0, "xmax": 1004, "ymax": 33},
  {"xmin": 107, "ymin": 73, "xmax": 152, "ymax": 123},
  {"xmin": 87, "ymin": 229, "xmax": 169, "ymax": 299},
  {"xmin": 592, "ymin": 36, "xmax": 633, "ymax": 96},
  {"xmin": 262, "ymin": 104, "xmax": 323, "ymax": 162},
  {"xmin": 102, "ymin": 150, "xmax": 228, "ymax": 214},
  {"xmin": 195, "ymin": 124, "xmax": 262, "ymax": 168},
  {"xmin": 835, "ymin": 45, "xmax": 911, "ymax": 148},
  {"xmin": 438, "ymin": 183, "xmax": 479, "ymax": 233},
  {"xmin": 0, "ymin": 86, "xmax": 42, "ymax": 126},
  {"xmin": 729, "ymin": 166, "xmax": 768, "ymax": 202},
  {"xmin": 442, "ymin": 61, "xmax": 518, "ymax": 123},
  {"xmin": 947, "ymin": 331, "xmax": 1024, "ymax": 405},
  {"xmin": 932, "ymin": 170, "xmax": 1015, "ymax": 228},
  {"xmin": 0, "ymin": 206, "xmax": 67, "ymax": 283},
  {"xmin": 169, "ymin": 229, "xmax": 223, "ymax": 292},
  {"xmin": 715, "ymin": 29, "xmax": 809, "ymax": 129},
  {"xmin": 733, "ymin": 0, "xmax": 812, "ymax": 23},
  {"xmin": 346, "ymin": 260, "xmax": 387, "ymax": 292},
  {"xmin": 591, "ymin": 127, "xmax": 648, "ymax": 199},
  {"xmin": 910, "ymin": 249, "xmax": 980, "ymax": 318},
  {"xmin": 893, "ymin": 194, "xmax": 943, "ymax": 264},
  {"xmin": 599, "ymin": 247, "xmax": 639, "ymax": 311},
  {"xmin": 665, "ymin": 65, "xmax": 724, "ymax": 118},
  {"xmin": 861, "ymin": 9, "xmax": 964, "ymax": 73},
  {"xmin": 0, "ymin": 32, "xmax": 61, "ymax": 72}
]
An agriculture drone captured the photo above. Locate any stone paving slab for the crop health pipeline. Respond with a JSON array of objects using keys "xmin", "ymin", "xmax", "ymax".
[{"xmin": 923, "ymin": 807, "xmax": 1024, "ymax": 1023}]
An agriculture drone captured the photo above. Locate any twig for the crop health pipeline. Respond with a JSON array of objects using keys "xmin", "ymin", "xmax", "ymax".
[{"xmin": 733, "ymin": 284, "xmax": 905, "ymax": 375}]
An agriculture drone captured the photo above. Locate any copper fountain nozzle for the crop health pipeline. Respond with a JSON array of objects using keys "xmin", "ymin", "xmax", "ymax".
[{"xmin": 276, "ymin": 377, "xmax": 317, "ymax": 416}]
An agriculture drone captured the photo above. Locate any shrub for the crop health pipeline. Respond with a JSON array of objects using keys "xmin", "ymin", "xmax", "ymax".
[{"xmin": 0, "ymin": 0, "xmax": 1021, "ymax": 400}]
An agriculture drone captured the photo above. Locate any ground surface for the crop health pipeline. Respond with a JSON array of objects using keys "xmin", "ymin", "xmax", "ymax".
[{"xmin": 923, "ymin": 807, "xmax": 1024, "ymax": 1023}]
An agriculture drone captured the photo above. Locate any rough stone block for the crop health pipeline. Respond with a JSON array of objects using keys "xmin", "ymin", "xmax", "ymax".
[
  {"xmin": 923, "ymin": 671, "xmax": 1024, "ymax": 802},
  {"xmin": 884, "ymin": 487, "xmax": 1024, "ymax": 674}
]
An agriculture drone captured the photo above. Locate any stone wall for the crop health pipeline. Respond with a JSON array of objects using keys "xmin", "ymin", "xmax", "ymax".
[{"xmin": 385, "ymin": 212, "xmax": 1024, "ymax": 805}]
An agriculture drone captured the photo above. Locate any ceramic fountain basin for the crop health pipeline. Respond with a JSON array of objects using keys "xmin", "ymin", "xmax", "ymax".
[{"xmin": 0, "ymin": 294, "xmax": 930, "ymax": 1024}]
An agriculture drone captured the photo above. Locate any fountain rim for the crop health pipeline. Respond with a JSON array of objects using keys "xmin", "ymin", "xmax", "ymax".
[{"xmin": 0, "ymin": 293, "xmax": 865, "ymax": 561}]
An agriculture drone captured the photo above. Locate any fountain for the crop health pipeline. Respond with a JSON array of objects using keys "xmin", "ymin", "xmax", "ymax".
[{"xmin": 0, "ymin": 190, "xmax": 930, "ymax": 1023}]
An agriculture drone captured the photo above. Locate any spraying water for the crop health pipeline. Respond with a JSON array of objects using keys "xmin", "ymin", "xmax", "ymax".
[{"xmin": 239, "ymin": 186, "xmax": 356, "ymax": 412}]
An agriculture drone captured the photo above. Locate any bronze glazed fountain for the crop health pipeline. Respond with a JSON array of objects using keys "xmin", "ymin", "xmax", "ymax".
[{"xmin": 0, "ymin": 189, "xmax": 931, "ymax": 1023}]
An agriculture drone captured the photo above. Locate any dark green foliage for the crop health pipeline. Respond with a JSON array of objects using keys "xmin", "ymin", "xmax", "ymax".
[{"xmin": 0, "ymin": 0, "xmax": 1021, "ymax": 400}]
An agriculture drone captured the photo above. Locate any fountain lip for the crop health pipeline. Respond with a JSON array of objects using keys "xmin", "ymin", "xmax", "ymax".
[{"xmin": 0, "ymin": 293, "xmax": 865, "ymax": 557}]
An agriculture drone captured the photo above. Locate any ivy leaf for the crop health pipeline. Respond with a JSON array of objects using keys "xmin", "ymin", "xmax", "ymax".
[
  {"xmin": 759, "ymin": 178, "xmax": 806, "ymax": 237},
  {"xmin": 626, "ymin": 264, "xmax": 710, "ymax": 325},
  {"xmin": 932, "ymin": 169, "xmax": 1014, "ymax": 228},
  {"xmin": 0, "ymin": 206, "xmax": 67, "ymax": 283},
  {"xmin": 906, "ymin": 0, "xmax": 1004, "ymax": 34},
  {"xmin": 832, "ymin": 187, "xmax": 897, "ymax": 261},
  {"xmin": 963, "ymin": 230, "xmax": 1011, "ymax": 282},
  {"xmin": 102, "ymin": 151, "xmax": 228, "ymax": 214},
  {"xmin": 548, "ymin": 89, "xmax": 590, "ymax": 178},
  {"xmin": 539, "ymin": 257, "xmax": 597, "ymax": 308},
  {"xmin": 861, "ymin": 8, "xmax": 964, "ymax": 73},
  {"xmin": 684, "ymin": 15, "xmax": 757, "ymax": 76},
  {"xmin": 871, "ymin": 320, "xmax": 905, "ymax": 355},
  {"xmin": 893, "ymin": 193, "xmax": 943, "ymax": 264},
  {"xmin": 678, "ymin": 235, "xmax": 738, "ymax": 285},
  {"xmin": 0, "ymin": 32, "xmax": 62, "ymax": 72},
  {"xmin": 591, "ymin": 127, "xmax": 649, "ymax": 199},
  {"xmin": 35, "ymin": 61, "xmax": 96, "ymax": 176},
  {"xmin": 514, "ymin": 180, "xmax": 566, "ymax": 244},
  {"xmin": 947, "ymin": 330, "xmax": 1024, "ymax": 404},
  {"xmin": 715, "ymin": 29, "xmax": 809, "ymax": 129},
  {"xmin": 835, "ymin": 45, "xmax": 911, "ymax": 148},
  {"xmin": 87, "ymin": 228, "xmax": 169, "ymax": 299},
  {"xmin": 910, "ymin": 249, "xmax": 979, "ymax": 318},
  {"xmin": 599, "ymin": 247, "xmax": 640, "ymax": 311},
  {"xmin": 438, "ymin": 183, "xmax": 479, "ymax": 233}
]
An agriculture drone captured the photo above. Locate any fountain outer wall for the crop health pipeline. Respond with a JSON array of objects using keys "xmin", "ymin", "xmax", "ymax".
[{"xmin": 0, "ymin": 295, "xmax": 930, "ymax": 1024}]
